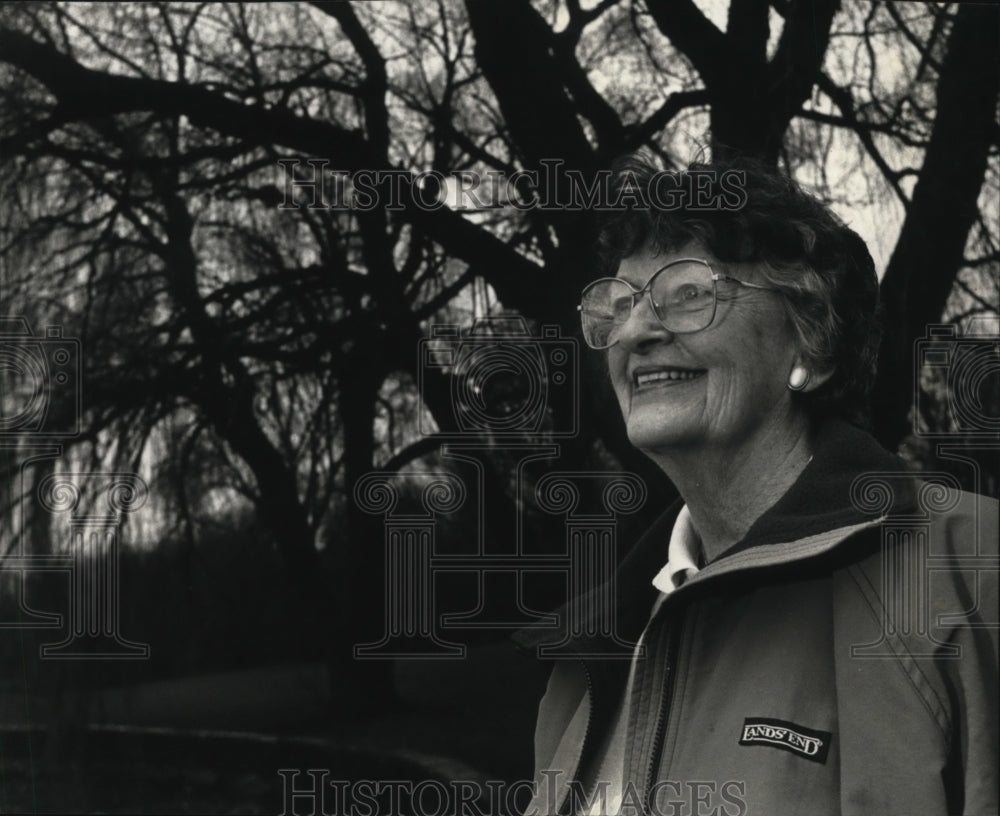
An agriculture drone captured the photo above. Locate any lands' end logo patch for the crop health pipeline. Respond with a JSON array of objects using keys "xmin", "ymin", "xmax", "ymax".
[{"xmin": 738, "ymin": 717, "xmax": 832, "ymax": 764}]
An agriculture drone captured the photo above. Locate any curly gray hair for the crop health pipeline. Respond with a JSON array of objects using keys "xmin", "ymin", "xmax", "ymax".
[{"xmin": 596, "ymin": 150, "xmax": 882, "ymax": 427}]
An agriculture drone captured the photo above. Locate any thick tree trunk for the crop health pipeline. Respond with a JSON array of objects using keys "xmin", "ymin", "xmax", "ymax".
[
  {"xmin": 332, "ymin": 341, "xmax": 396, "ymax": 715},
  {"xmin": 871, "ymin": 4, "xmax": 1000, "ymax": 451},
  {"xmin": 648, "ymin": 0, "xmax": 838, "ymax": 163}
]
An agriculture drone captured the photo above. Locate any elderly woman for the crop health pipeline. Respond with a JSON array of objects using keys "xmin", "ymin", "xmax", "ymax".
[{"xmin": 515, "ymin": 154, "xmax": 998, "ymax": 816}]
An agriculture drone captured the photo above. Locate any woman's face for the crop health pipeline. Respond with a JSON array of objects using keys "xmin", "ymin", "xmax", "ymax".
[{"xmin": 607, "ymin": 242, "xmax": 806, "ymax": 455}]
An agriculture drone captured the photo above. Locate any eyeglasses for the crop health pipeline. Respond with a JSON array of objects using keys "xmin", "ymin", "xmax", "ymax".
[{"xmin": 577, "ymin": 258, "xmax": 780, "ymax": 349}]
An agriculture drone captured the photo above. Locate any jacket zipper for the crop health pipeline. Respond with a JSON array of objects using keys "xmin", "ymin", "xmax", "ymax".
[
  {"xmin": 642, "ymin": 609, "xmax": 684, "ymax": 816},
  {"xmin": 557, "ymin": 659, "xmax": 598, "ymax": 816},
  {"xmin": 559, "ymin": 608, "xmax": 683, "ymax": 815}
]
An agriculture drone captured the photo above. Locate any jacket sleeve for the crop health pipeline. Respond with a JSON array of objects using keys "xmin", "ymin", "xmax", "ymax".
[
  {"xmin": 833, "ymin": 489, "xmax": 998, "ymax": 816},
  {"xmin": 525, "ymin": 659, "xmax": 591, "ymax": 816},
  {"xmin": 936, "ymin": 491, "xmax": 998, "ymax": 814}
]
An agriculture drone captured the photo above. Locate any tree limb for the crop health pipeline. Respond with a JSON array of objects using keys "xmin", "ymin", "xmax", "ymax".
[
  {"xmin": 309, "ymin": 1, "xmax": 390, "ymax": 159},
  {"xmin": 644, "ymin": 0, "xmax": 727, "ymax": 88},
  {"xmin": 0, "ymin": 27, "xmax": 549, "ymax": 316}
]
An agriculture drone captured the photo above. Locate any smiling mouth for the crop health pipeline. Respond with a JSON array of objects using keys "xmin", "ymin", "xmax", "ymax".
[{"xmin": 633, "ymin": 368, "xmax": 706, "ymax": 388}]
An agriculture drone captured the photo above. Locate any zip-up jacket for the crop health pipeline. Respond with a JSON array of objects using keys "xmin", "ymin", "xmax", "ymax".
[{"xmin": 513, "ymin": 421, "xmax": 998, "ymax": 816}]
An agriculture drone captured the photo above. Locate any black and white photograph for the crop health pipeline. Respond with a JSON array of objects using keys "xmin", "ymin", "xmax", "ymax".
[{"xmin": 0, "ymin": 1, "xmax": 997, "ymax": 814}]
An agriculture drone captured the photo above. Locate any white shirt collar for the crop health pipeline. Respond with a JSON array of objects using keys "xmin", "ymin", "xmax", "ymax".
[{"xmin": 651, "ymin": 504, "xmax": 702, "ymax": 595}]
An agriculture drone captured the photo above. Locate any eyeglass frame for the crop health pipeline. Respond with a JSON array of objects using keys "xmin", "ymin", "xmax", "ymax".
[{"xmin": 577, "ymin": 257, "xmax": 782, "ymax": 349}]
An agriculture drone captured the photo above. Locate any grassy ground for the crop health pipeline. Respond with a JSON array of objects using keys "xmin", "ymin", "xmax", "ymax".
[
  {"xmin": 0, "ymin": 641, "xmax": 550, "ymax": 814},
  {"xmin": 0, "ymin": 732, "xmax": 448, "ymax": 814}
]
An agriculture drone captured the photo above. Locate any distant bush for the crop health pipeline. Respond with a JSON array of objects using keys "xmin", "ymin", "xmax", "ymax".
[{"xmin": 0, "ymin": 510, "xmax": 331, "ymax": 686}]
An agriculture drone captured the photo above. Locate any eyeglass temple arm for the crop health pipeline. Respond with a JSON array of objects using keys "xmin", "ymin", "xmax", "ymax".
[{"xmin": 714, "ymin": 274, "xmax": 780, "ymax": 293}]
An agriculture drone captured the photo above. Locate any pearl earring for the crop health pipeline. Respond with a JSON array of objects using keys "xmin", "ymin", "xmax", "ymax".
[{"xmin": 787, "ymin": 366, "xmax": 810, "ymax": 391}]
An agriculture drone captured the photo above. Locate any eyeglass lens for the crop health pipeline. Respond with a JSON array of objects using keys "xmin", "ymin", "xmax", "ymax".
[{"xmin": 580, "ymin": 261, "xmax": 716, "ymax": 348}]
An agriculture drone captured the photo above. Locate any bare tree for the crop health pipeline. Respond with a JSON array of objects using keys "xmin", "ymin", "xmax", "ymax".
[{"xmin": 0, "ymin": 0, "xmax": 996, "ymax": 716}]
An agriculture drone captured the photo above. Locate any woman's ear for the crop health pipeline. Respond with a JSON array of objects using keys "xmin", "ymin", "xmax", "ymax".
[{"xmin": 804, "ymin": 366, "xmax": 836, "ymax": 392}]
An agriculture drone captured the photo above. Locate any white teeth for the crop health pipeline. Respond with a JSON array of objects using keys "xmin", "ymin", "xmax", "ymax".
[{"xmin": 635, "ymin": 369, "xmax": 703, "ymax": 386}]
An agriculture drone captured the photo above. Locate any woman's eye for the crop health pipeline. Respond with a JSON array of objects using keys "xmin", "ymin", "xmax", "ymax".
[
  {"xmin": 611, "ymin": 296, "xmax": 632, "ymax": 318},
  {"xmin": 677, "ymin": 285, "xmax": 703, "ymax": 301}
]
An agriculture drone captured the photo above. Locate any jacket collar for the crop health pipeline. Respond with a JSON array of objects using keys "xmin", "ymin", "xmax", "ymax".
[
  {"xmin": 719, "ymin": 417, "xmax": 915, "ymax": 556},
  {"xmin": 513, "ymin": 419, "xmax": 915, "ymax": 655}
]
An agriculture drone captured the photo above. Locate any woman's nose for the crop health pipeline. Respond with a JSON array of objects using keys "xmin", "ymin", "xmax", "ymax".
[{"xmin": 615, "ymin": 292, "xmax": 675, "ymax": 351}]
